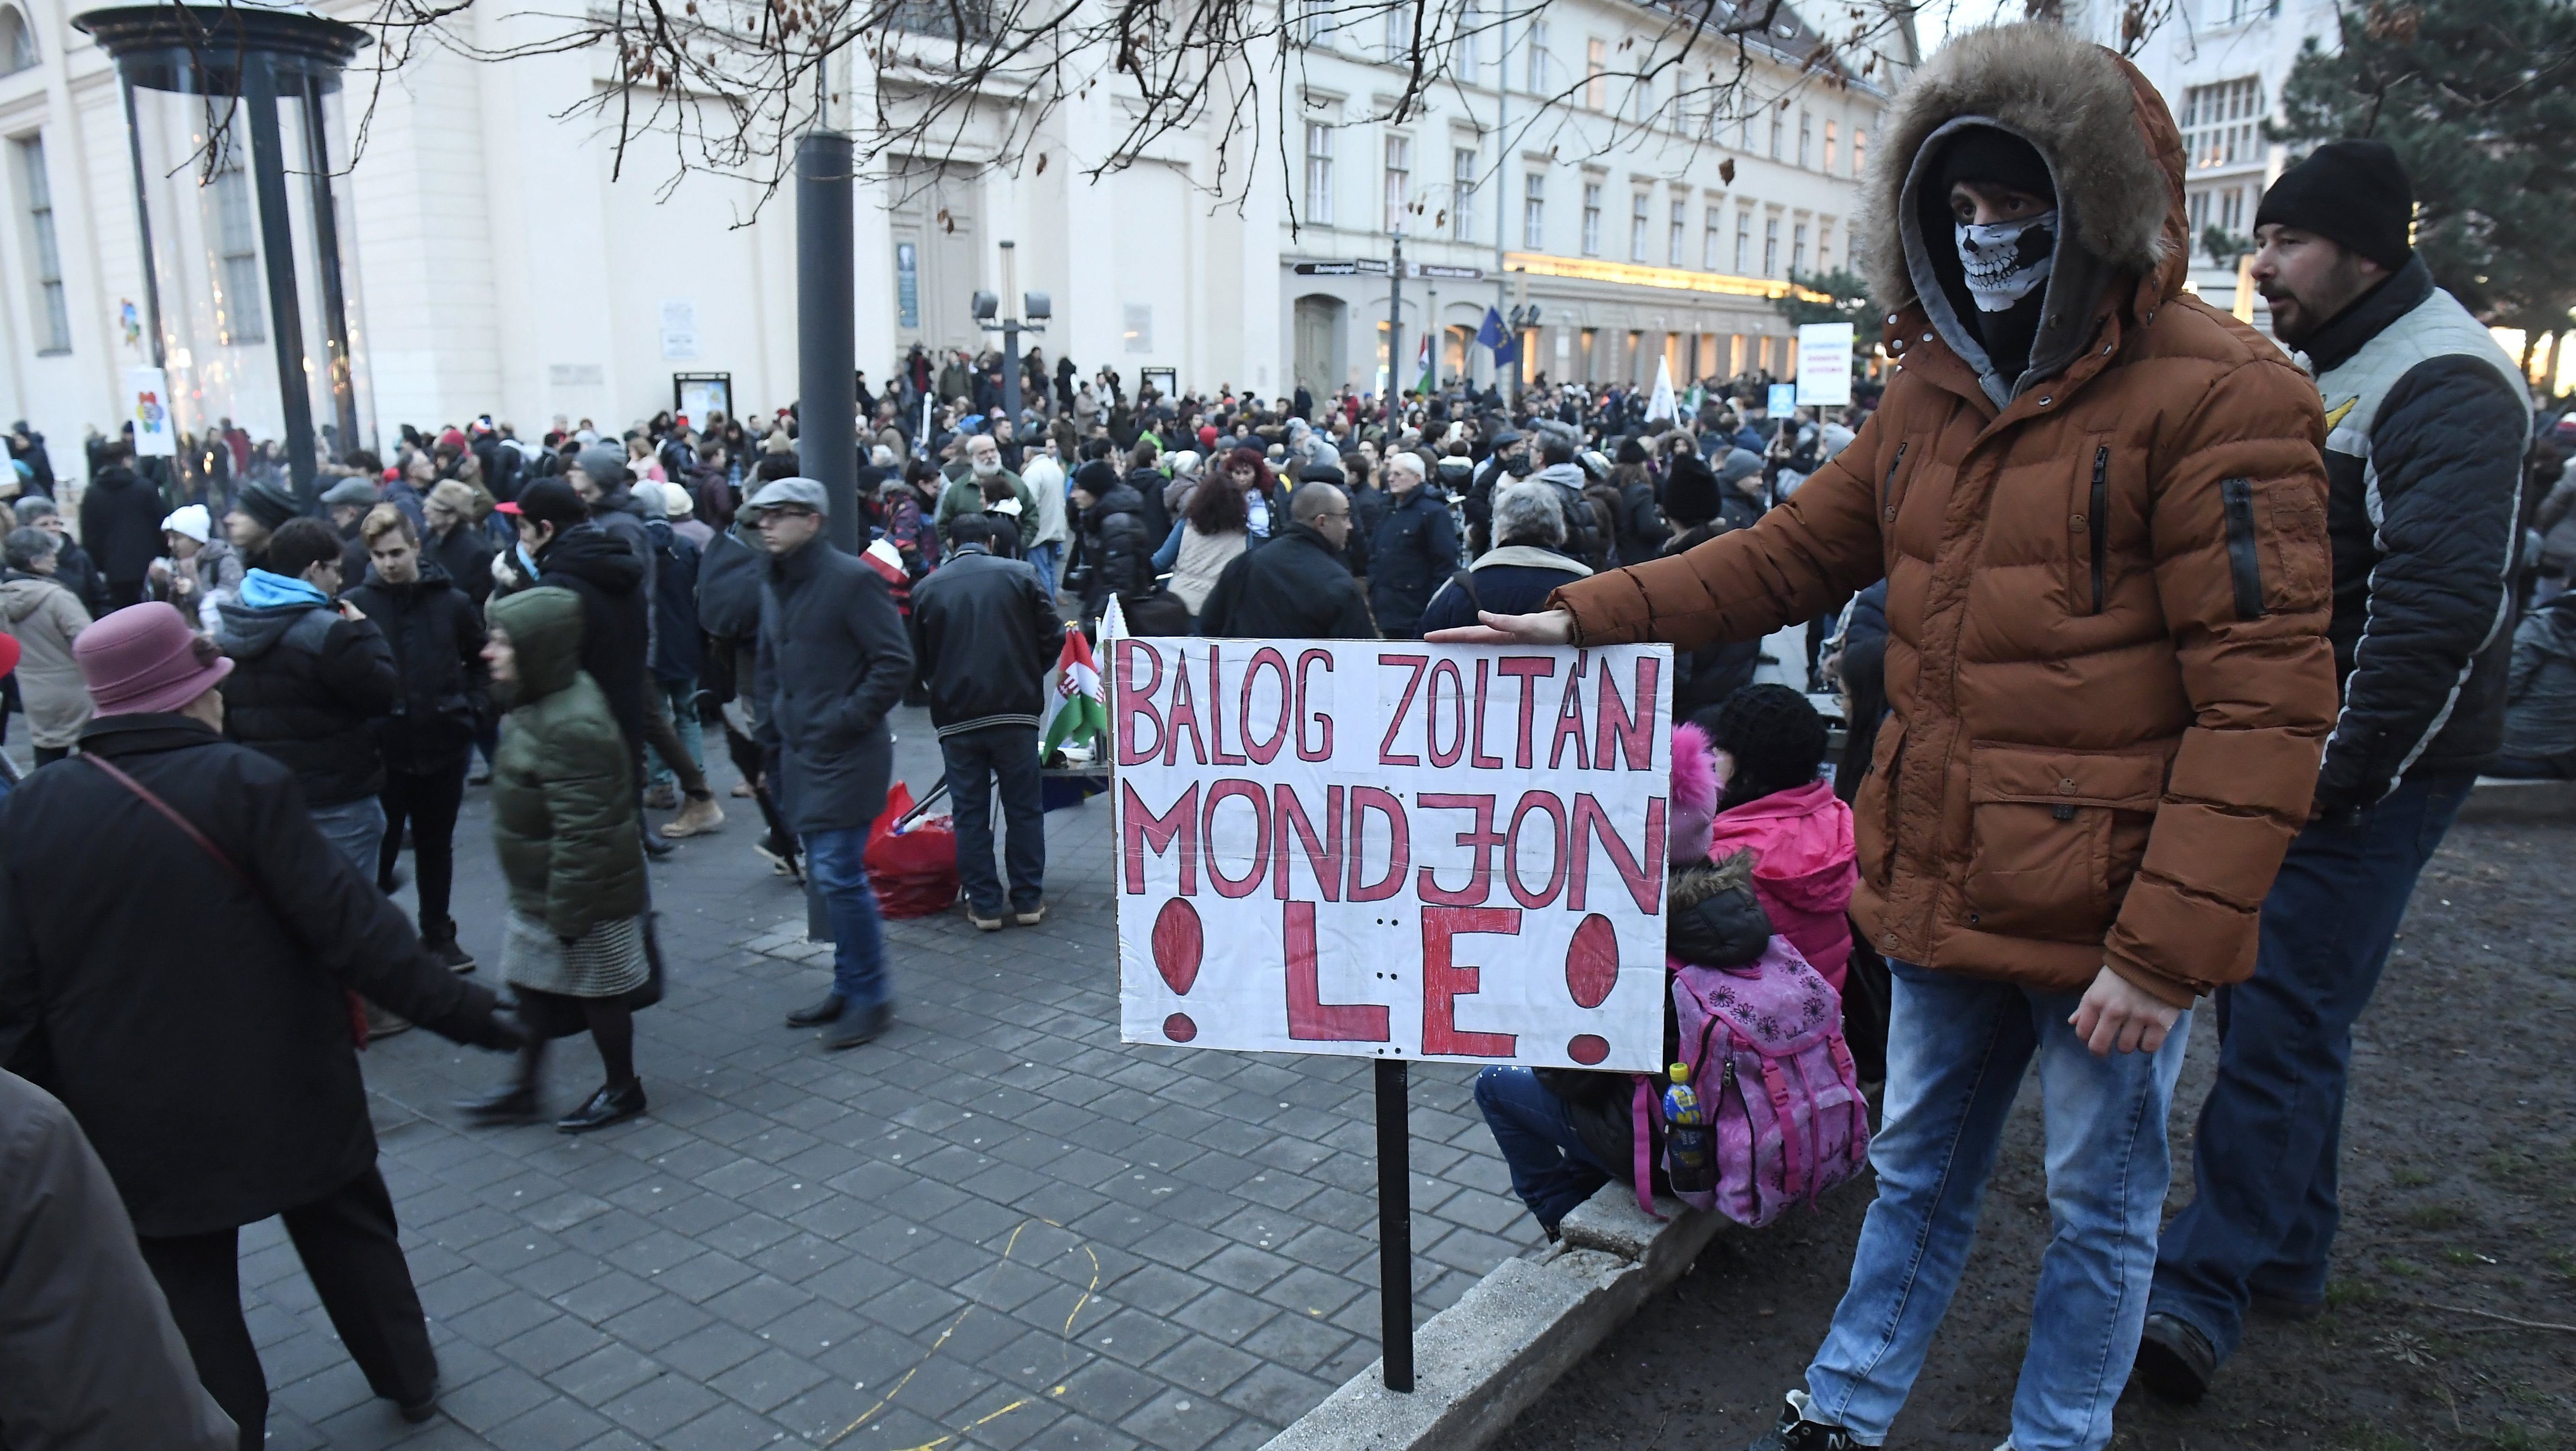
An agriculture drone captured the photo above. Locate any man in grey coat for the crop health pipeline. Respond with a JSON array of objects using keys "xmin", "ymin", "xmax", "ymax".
[{"xmin": 748, "ymin": 479, "xmax": 914, "ymax": 1050}]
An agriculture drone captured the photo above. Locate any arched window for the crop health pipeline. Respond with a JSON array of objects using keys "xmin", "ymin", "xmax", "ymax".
[{"xmin": 0, "ymin": 9, "xmax": 37, "ymax": 74}]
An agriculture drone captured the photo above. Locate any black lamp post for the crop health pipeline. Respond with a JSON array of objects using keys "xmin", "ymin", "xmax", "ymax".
[{"xmin": 74, "ymin": 0, "xmax": 370, "ymax": 505}]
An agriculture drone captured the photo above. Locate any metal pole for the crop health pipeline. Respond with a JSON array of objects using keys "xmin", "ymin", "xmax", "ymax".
[
  {"xmin": 797, "ymin": 129, "xmax": 858, "ymax": 551},
  {"xmin": 241, "ymin": 63, "xmax": 318, "ymax": 504},
  {"xmin": 999, "ymin": 240, "xmax": 1022, "ymax": 423},
  {"xmin": 1388, "ymin": 234, "xmax": 1404, "ymax": 429},
  {"xmin": 1494, "ymin": 0, "xmax": 1509, "ymax": 393},
  {"xmin": 299, "ymin": 75, "xmax": 360, "ymax": 458},
  {"xmin": 1374, "ymin": 1057, "xmax": 1413, "ymax": 1392}
]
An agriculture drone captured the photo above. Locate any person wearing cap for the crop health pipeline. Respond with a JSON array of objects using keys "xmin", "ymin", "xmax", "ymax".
[
  {"xmin": 1436, "ymin": 24, "xmax": 2338, "ymax": 1451},
  {"xmin": 0, "ymin": 525, "xmax": 92, "ymax": 764},
  {"xmin": 495, "ymin": 479, "xmax": 653, "ymax": 772},
  {"xmin": 746, "ymin": 477, "xmax": 912, "ymax": 1049},
  {"xmin": 320, "ymin": 474, "xmax": 382, "ymax": 587},
  {"xmin": 77, "ymin": 438, "xmax": 164, "ymax": 610},
  {"xmin": 0, "ymin": 602, "xmax": 527, "ymax": 1449},
  {"xmin": 2134, "ymin": 139, "xmax": 2538, "ymax": 1405},
  {"xmin": 147, "ymin": 503, "xmax": 243, "ymax": 631},
  {"xmin": 224, "ymin": 477, "xmax": 300, "ymax": 574},
  {"xmin": 633, "ymin": 482, "xmax": 723, "ymax": 838}
]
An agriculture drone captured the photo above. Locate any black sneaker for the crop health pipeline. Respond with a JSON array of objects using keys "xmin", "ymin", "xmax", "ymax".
[
  {"xmin": 557, "ymin": 1081, "xmax": 646, "ymax": 1134},
  {"xmin": 425, "ymin": 931, "xmax": 475, "ymax": 974},
  {"xmin": 822, "ymin": 1002, "xmax": 891, "ymax": 1051},
  {"xmin": 1745, "ymin": 1398, "xmax": 1864, "ymax": 1451},
  {"xmin": 2132, "ymin": 1312, "xmax": 2216, "ymax": 1404},
  {"xmin": 785, "ymin": 994, "xmax": 845, "ymax": 1028},
  {"xmin": 457, "ymin": 1082, "xmax": 539, "ymax": 1126}
]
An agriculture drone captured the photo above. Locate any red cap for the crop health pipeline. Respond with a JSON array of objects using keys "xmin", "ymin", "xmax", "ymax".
[{"xmin": 495, "ymin": 500, "xmax": 523, "ymax": 517}]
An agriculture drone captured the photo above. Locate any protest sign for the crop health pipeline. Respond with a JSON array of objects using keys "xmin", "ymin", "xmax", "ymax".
[{"xmin": 1112, "ymin": 637, "xmax": 1673, "ymax": 1072}]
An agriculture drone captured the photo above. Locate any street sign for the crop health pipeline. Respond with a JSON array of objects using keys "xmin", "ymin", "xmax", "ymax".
[
  {"xmin": 1413, "ymin": 263, "xmax": 1485, "ymax": 280},
  {"xmin": 1293, "ymin": 259, "xmax": 1393, "ymax": 276}
]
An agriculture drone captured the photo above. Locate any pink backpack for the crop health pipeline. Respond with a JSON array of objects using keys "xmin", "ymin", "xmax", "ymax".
[{"xmin": 1630, "ymin": 937, "xmax": 1871, "ymax": 1227}]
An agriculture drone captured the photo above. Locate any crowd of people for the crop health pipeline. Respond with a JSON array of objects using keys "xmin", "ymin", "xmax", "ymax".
[{"xmin": 0, "ymin": 18, "xmax": 2572, "ymax": 1451}]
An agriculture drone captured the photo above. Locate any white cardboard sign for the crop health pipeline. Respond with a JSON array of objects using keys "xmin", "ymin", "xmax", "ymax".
[{"xmin": 1112, "ymin": 637, "xmax": 1673, "ymax": 1071}]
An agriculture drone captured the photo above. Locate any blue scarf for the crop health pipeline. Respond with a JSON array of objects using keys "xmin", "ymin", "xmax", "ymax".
[{"xmin": 239, "ymin": 568, "xmax": 329, "ymax": 610}]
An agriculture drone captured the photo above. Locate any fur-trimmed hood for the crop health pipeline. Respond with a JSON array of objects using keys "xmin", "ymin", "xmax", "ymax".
[{"xmin": 1861, "ymin": 22, "xmax": 2188, "ymax": 320}]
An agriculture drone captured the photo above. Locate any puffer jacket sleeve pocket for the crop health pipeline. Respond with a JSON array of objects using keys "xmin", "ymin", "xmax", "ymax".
[{"xmin": 1962, "ymin": 744, "xmax": 2167, "ymax": 942}]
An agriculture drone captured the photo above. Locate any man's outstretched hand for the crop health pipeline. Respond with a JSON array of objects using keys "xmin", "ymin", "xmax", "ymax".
[{"xmin": 1424, "ymin": 609, "xmax": 1577, "ymax": 646}]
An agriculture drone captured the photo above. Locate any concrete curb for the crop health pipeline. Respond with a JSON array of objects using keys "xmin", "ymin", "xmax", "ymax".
[
  {"xmin": 1260, "ymin": 1184, "xmax": 1736, "ymax": 1451},
  {"xmin": 2459, "ymin": 776, "xmax": 2576, "ymax": 824}
]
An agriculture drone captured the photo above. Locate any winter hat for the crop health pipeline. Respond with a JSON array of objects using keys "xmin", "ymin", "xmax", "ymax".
[
  {"xmin": 1716, "ymin": 448, "xmax": 1764, "ymax": 489},
  {"xmin": 629, "ymin": 480, "xmax": 667, "ymax": 517},
  {"xmin": 1664, "ymin": 453, "xmax": 1721, "ymax": 526},
  {"xmin": 77, "ymin": 602, "xmax": 233, "ymax": 716},
  {"xmin": 231, "ymin": 478, "xmax": 301, "ymax": 532},
  {"xmin": 161, "ymin": 504, "xmax": 212, "ymax": 543},
  {"xmin": 1615, "ymin": 437, "xmax": 1649, "ymax": 466},
  {"xmin": 513, "ymin": 477, "xmax": 590, "ymax": 533},
  {"xmin": 572, "ymin": 444, "xmax": 628, "ymax": 488},
  {"xmin": 2254, "ymin": 139, "xmax": 2413, "ymax": 272},
  {"xmin": 1668, "ymin": 720, "xmax": 1722, "ymax": 865},
  {"xmin": 1706, "ymin": 683, "xmax": 1827, "ymax": 811},
  {"xmin": 662, "ymin": 483, "xmax": 694, "ymax": 518},
  {"xmin": 319, "ymin": 476, "xmax": 378, "ymax": 508},
  {"xmin": 1936, "ymin": 124, "xmax": 2055, "ymax": 204}
]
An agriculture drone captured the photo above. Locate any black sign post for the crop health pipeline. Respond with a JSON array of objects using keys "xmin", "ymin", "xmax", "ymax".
[{"xmin": 1375, "ymin": 1057, "xmax": 1413, "ymax": 1392}]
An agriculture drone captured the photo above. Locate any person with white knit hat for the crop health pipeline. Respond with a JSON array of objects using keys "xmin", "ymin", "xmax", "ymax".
[{"xmin": 147, "ymin": 504, "xmax": 241, "ymax": 632}]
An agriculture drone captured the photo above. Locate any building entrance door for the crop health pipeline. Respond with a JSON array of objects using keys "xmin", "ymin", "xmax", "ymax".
[{"xmin": 1293, "ymin": 294, "xmax": 1344, "ymax": 399}]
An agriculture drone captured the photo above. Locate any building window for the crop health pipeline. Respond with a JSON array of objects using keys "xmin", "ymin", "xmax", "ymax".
[
  {"xmin": 1383, "ymin": 5, "xmax": 1412, "ymax": 60},
  {"xmin": 1768, "ymin": 108, "xmax": 1782, "ymax": 160},
  {"xmin": 1584, "ymin": 38, "xmax": 1606, "ymax": 109},
  {"xmin": 2188, "ymin": 189, "xmax": 2211, "ymax": 234},
  {"xmin": 1453, "ymin": 147, "xmax": 1476, "ymax": 240},
  {"xmin": 1304, "ymin": 123, "xmax": 1334, "ymax": 225},
  {"xmin": 1296, "ymin": 0, "xmax": 1328, "ymax": 45},
  {"xmin": 1629, "ymin": 191, "xmax": 1649, "ymax": 262},
  {"xmin": 1735, "ymin": 208, "xmax": 1751, "ymax": 273},
  {"xmin": 2220, "ymin": 185, "xmax": 2246, "ymax": 233},
  {"xmin": 212, "ymin": 148, "xmax": 265, "ymax": 346},
  {"xmin": 1384, "ymin": 134, "xmax": 1411, "ymax": 233},
  {"xmin": 1581, "ymin": 181, "xmax": 1602, "ymax": 256},
  {"xmin": 1852, "ymin": 128, "xmax": 1865, "ymax": 178},
  {"xmin": 1457, "ymin": 3, "xmax": 1479, "ymax": 70},
  {"xmin": 1526, "ymin": 20, "xmax": 1549, "ymax": 91},
  {"xmin": 2223, "ymin": 0, "xmax": 2282, "ymax": 21},
  {"xmin": 1823, "ymin": 119, "xmax": 1837, "ymax": 175},
  {"xmin": 1523, "ymin": 172, "xmax": 1545, "ymax": 249},
  {"xmin": 1792, "ymin": 221, "xmax": 1808, "ymax": 275},
  {"xmin": 1798, "ymin": 110, "xmax": 1812, "ymax": 169},
  {"xmin": 1703, "ymin": 206, "xmax": 1721, "ymax": 270},
  {"xmin": 1669, "ymin": 197, "xmax": 1686, "ymax": 266},
  {"xmin": 14, "ymin": 136, "xmax": 65, "ymax": 353},
  {"xmin": 0, "ymin": 8, "xmax": 36, "ymax": 74},
  {"xmin": 1817, "ymin": 221, "xmax": 1834, "ymax": 272},
  {"xmin": 1762, "ymin": 215, "xmax": 1779, "ymax": 278},
  {"xmin": 2181, "ymin": 77, "xmax": 2263, "ymax": 170}
]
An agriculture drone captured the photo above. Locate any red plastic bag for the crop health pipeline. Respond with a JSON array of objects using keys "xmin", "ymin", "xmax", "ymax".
[{"xmin": 865, "ymin": 783, "xmax": 959, "ymax": 918}]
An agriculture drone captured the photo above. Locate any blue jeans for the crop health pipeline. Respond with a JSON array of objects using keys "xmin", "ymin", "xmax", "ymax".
[
  {"xmin": 1804, "ymin": 960, "xmax": 2192, "ymax": 1451},
  {"xmin": 645, "ymin": 678, "xmax": 704, "ymax": 791},
  {"xmin": 1474, "ymin": 1066, "xmax": 1615, "ymax": 1230},
  {"xmin": 2150, "ymin": 772, "xmax": 2470, "ymax": 1361},
  {"xmin": 310, "ymin": 796, "xmax": 388, "ymax": 878},
  {"xmin": 942, "ymin": 725, "xmax": 1045, "ymax": 915},
  {"xmin": 1027, "ymin": 541, "xmax": 1062, "ymax": 593},
  {"xmin": 800, "ymin": 826, "xmax": 889, "ymax": 1011}
]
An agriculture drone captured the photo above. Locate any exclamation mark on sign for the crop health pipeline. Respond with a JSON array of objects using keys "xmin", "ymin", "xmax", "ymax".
[
  {"xmin": 1152, "ymin": 897, "xmax": 1203, "ymax": 1042},
  {"xmin": 1562, "ymin": 913, "xmax": 1619, "ymax": 1065}
]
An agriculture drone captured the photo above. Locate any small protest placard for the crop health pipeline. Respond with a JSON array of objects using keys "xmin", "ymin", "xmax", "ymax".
[{"xmin": 1112, "ymin": 637, "xmax": 1673, "ymax": 1071}]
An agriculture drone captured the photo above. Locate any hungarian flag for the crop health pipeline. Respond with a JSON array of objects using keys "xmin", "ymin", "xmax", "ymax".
[{"xmin": 1040, "ymin": 628, "xmax": 1108, "ymax": 761}]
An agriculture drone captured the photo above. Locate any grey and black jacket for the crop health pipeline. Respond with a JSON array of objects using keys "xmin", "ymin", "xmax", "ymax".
[{"xmin": 2300, "ymin": 256, "xmax": 2534, "ymax": 817}]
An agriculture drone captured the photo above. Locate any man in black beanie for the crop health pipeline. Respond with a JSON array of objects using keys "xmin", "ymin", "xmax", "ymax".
[{"xmin": 2136, "ymin": 135, "xmax": 2536, "ymax": 1406}]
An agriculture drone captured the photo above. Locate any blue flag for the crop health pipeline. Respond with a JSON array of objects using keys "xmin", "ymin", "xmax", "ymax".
[{"xmin": 1478, "ymin": 306, "xmax": 1517, "ymax": 366}]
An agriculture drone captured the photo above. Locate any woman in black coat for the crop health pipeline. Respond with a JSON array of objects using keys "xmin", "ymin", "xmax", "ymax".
[{"xmin": 0, "ymin": 604, "xmax": 521, "ymax": 1449}]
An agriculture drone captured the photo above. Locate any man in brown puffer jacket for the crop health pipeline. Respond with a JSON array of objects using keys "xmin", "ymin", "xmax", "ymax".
[{"xmin": 1434, "ymin": 23, "xmax": 2335, "ymax": 1451}]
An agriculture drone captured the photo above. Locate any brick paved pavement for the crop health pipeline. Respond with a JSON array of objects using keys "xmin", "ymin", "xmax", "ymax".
[{"xmin": 236, "ymin": 706, "xmax": 1542, "ymax": 1451}]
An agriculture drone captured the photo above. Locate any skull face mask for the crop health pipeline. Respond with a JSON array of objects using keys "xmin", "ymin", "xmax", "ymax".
[{"xmin": 1954, "ymin": 212, "xmax": 2058, "ymax": 313}]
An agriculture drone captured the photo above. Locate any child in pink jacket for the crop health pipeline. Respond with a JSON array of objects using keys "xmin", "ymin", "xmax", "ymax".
[{"xmin": 1676, "ymin": 686, "xmax": 1858, "ymax": 992}]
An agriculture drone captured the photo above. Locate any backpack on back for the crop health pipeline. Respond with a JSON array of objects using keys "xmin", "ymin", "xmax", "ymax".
[{"xmin": 1634, "ymin": 934, "xmax": 1870, "ymax": 1226}]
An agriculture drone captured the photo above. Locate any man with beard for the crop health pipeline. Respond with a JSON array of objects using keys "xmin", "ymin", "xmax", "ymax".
[{"xmin": 2133, "ymin": 139, "xmax": 2534, "ymax": 1406}]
